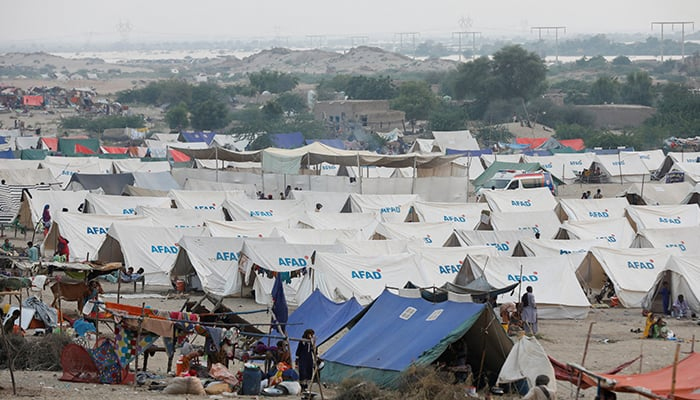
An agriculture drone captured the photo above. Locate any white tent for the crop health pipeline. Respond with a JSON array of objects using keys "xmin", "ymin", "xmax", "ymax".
[
  {"xmin": 576, "ymin": 247, "xmax": 673, "ymax": 308},
  {"xmin": 489, "ymin": 210, "xmax": 561, "ymax": 239},
  {"xmin": 288, "ymin": 190, "xmax": 350, "ymax": 213},
  {"xmin": 171, "ymin": 236, "xmax": 244, "ymax": 297},
  {"xmin": 271, "ymin": 227, "xmax": 362, "ymax": 244},
  {"xmin": 337, "ymin": 239, "xmax": 413, "ymax": 255},
  {"xmin": 641, "ymin": 255, "xmax": 700, "ymax": 314},
  {"xmin": 522, "ymin": 153, "xmax": 596, "ymax": 184},
  {"xmin": 17, "ymin": 189, "xmax": 88, "ymax": 227},
  {"xmin": 241, "ymin": 241, "xmax": 344, "ymax": 306},
  {"xmin": 312, "ymin": 252, "xmax": 427, "ymax": 305},
  {"xmin": 409, "ymin": 138, "xmax": 435, "ymax": 153},
  {"xmin": 168, "ymin": 189, "xmax": 243, "ymax": 219},
  {"xmin": 480, "ymin": 187, "xmax": 557, "ymax": 213},
  {"xmin": 374, "ymin": 222, "xmax": 458, "ymax": 247},
  {"xmin": 298, "ymin": 211, "xmax": 380, "ymax": 239},
  {"xmin": 85, "ymin": 193, "xmax": 172, "ymax": 215},
  {"xmin": 410, "ymin": 246, "xmax": 497, "ymax": 287},
  {"xmin": 183, "ymin": 179, "xmax": 257, "ymax": 198},
  {"xmin": 480, "ymin": 154, "xmax": 523, "ymax": 167},
  {"xmin": 450, "ymin": 156, "xmax": 486, "ymax": 180},
  {"xmin": 136, "ymin": 206, "xmax": 222, "ymax": 228},
  {"xmin": 206, "ymin": 219, "xmax": 292, "ymax": 238},
  {"xmin": 632, "ymin": 150, "xmax": 665, "ymax": 173},
  {"xmin": 97, "ymin": 223, "xmax": 208, "ymax": 285},
  {"xmin": 345, "ymin": 166, "xmax": 396, "ymax": 178},
  {"xmin": 591, "ymin": 153, "xmax": 650, "ymax": 183},
  {"xmin": 460, "ymin": 253, "xmax": 590, "ymax": 319},
  {"xmin": 556, "ymin": 217, "xmax": 636, "ymax": 248},
  {"xmin": 0, "ymin": 159, "xmax": 40, "ymax": 169},
  {"xmin": 431, "ymin": 130, "xmax": 480, "ymax": 152},
  {"xmin": 631, "ymin": 227, "xmax": 700, "ymax": 255},
  {"xmin": 0, "ymin": 168, "xmax": 57, "ymax": 186},
  {"xmin": 497, "ymin": 336, "xmax": 556, "ymax": 392},
  {"xmin": 412, "ymin": 201, "xmax": 488, "ymax": 230},
  {"xmin": 454, "ymin": 229, "xmax": 532, "ymax": 256},
  {"xmin": 619, "ymin": 182, "xmax": 694, "ymax": 206},
  {"xmin": 556, "ymin": 198, "xmax": 630, "ymax": 222},
  {"xmin": 223, "ymin": 198, "xmax": 305, "ymax": 222},
  {"xmin": 349, "ymin": 193, "xmax": 418, "ymax": 223},
  {"xmin": 43, "ymin": 213, "xmax": 151, "ymax": 262},
  {"xmin": 40, "ymin": 156, "xmax": 107, "ymax": 188},
  {"xmin": 625, "ymin": 204, "xmax": 700, "ymax": 231},
  {"xmin": 512, "ymin": 237, "xmax": 610, "ymax": 257},
  {"xmin": 112, "ymin": 159, "xmax": 171, "ymax": 173}
]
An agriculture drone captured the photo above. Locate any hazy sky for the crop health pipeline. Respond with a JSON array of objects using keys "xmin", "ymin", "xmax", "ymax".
[{"xmin": 2, "ymin": 0, "xmax": 698, "ymax": 46}]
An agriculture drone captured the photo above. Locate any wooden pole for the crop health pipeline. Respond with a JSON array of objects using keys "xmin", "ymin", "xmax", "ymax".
[
  {"xmin": 692, "ymin": 335, "xmax": 695, "ymax": 353},
  {"xmin": 575, "ymin": 322, "xmax": 596, "ymax": 399},
  {"xmin": 670, "ymin": 343, "xmax": 681, "ymax": 399},
  {"xmin": 639, "ymin": 341, "xmax": 644, "ymax": 374},
  {"xmin": 133, "ymin": 302, "xmax": 145, "ymax": 383},
  {"xmin": 0, "ymin": 321, "xmax": 16, "ymax": 394},
  {"xmin": 311, "ymin": 338, "xmax": 325, "ymax": 400},
  {"xmin": 117, "ymin": 270, "xmax": 121, "ymax": 304}
]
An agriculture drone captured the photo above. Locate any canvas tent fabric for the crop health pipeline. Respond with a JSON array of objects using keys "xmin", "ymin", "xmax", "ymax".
[
  {"xmin": 168, "ymin": 189, "xmax": 241, "ymax": 220},
  {"xmin": 312, "ymin": 253, "xmax": 427, "ymax": 306},
  {"xmin": 481, "ymin": 187, "xmax": 557, "ymax": 213},
  {"xmin": 85, "ymin": 193, "xmax": 172, "ymax": 215},
  {"xmin": 641, "ymin": 255, "xmax": 700, "ymax": 314},
  {"xmin": 337, "ymin": 239, "xmax": 412, "ymax": 256},
  {"xmin": 431, "ymin": 130, "xmax": 480, "ymax": 152},
  {"xmin": 374, "ymin": 222, "xmax": 458, "ymax": 247},
  {"xmin": 223, "ymin": 198, "xmax": 305, "ymax": 222},
  {"xmin": 512, "ymin": 238, "xmax": 610, "ymax": 257},
  {"xmin": 410, "ymin": 246, "xmax": 498, "ymax": 287},
  {"xmin": 631, "ymin": 227, "xmax": 700, "ymax": 255},
  {"xmin": 488, "ymin": 210, "xmax": 561, "ymax": 239},
  {"xmin": 522, "ymin": 153, "xmax": 596, "ymax": 184},
  {"xmin": 556, "ymin": 198, "xmax": 630, "ymax": 222},
  {"xmin": 412, "ymin": 201, "xmax": 488, "ymax": 230},
  {"xmin": 17, "ymin": 189, "xmax": 88, "ymax": 227},
  {"xmin": 321, "ymin": 289, "xmax": 512, "ymax": 388},
  {"xmin": 461, "ymin": 254, "xmax": 590, "ymax": 319},
  {"xmin": 171, "ymin": 236, "xmax": 244, "ymax": 296},
  {"xmin": 591, "ymin": 153, "xmax": 650, "ymax": 183},
  {"xmin": 497, "ymin": 335, "xmax": 556, "ymax": 392},
  {"xmin": 349, "ymin": 193, "xmax": 418, "ymax": 223},
  {"xmin": 132, "ymin": 171, "xmax": 181, "ymax": 192},
  {"xmin": 136, "ymin": 206, "xmax": 221, "ymax": 228},
  {"xmin": 67, "ymin": 173, "xmax": 134, "ymax": 195},
  {"xmin": 43, "ymin": 213, "xmax": 151, "ymax": 262},
  {"xmin": 288, "ymin": 190, "xmax": 350, "ymax": 213},
  {"xmin": 479, "ymin": 155, "xmax": 525, "ymax": 169},
  {"xmin": 271, "ymin": 228, "xmax": 362, "ymax": 244},
  {"xmin": 97, "ymin": 223, "xmax": 208, "ymax": 285},
  {"xmin": 576, "ymin": 247, "xmax": 673, "ymax": 308},
  {"xmin": 632, "ymin": 150, "xmax": 665, "ymax": 173},
  {"xmin": 58, "ymin": 138, "xmax": 100, "ymax": 156},
  {"xmin": 0, "ymin": 168, "xmax": 56, "ymax": 186},
  {"xmin": 0, "ymin": 159, "xmax": 40, "ymax": 169},
  {"xmin": 556, "ymin": 218, "xmax": 636, "ymax": 248},
  {"xmin": 625, "ymin": 204, "xmax": 700, "ymax": 231},
  {"xmin": 112, "ymin": 159, "xmax": 170, "ymax": 173},
  {"xmin": 206, "ymin": 219, "xmax": 291, "ymax": 238},
  {"xmin": 183, "ymin": 179, "xmax": 256, "ymax": 198},
  {"xmin": 449, "ymin": 156, "xmax": 486, "ymax": 180},
  {"xmin": 298, "ymin": 212, "xmax": 380, "ymax": 240},
  {"xmin": 454, "ymin": 230, "xmax": 531, "ymax": 256}
]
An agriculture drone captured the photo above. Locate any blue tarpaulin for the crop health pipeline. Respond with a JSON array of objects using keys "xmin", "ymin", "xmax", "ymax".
[
  {"xmin": 270, "ymin": 132, "xmax": 304, "ymax": 149},
  {"xmin": 586, "ymin": 147, "xmax": 634, "ymax": 154},
  {"xmin": 0, "ymin": 136, "xmax": 6, "ymax": 144},
  {"xmin": 179, "ymin": 131, "xmax": 215, "ymax": 145},
  {"xmin": 523, "ymin": 149, "xmax": 553, "ymax": 156},
  {"xmin": 0, "ymin": 149, "xmax": 14, "ymax": 159},
  {"xmin": 305, "ymin": 139, "xmax": 346, "ymax": 150},
  {"xmin": 446, "ymin": 148, "xmax": 492, "ymax": 156}
]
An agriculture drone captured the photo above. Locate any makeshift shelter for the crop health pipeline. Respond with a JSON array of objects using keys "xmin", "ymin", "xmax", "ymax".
[
  {"xmin": 454, "ymin": 230, "xmax": 532, "ymax": 256},
  {"xmin": 410, "ymin": 246, "xmax": 498, "ymax": 287},
  {"xmin": 487, "ymin": 210, "xmax": 561, "ymax": 239},
  {"xmin": 171, "ymin": 236, "xmax": 243, "ymax": 296},
  {"xmin": 449, "ymin": 155, "xmax": 486, "ymax": 180},
  {"xmin": 576, "ymin": 247, "xmax": 673, "ymax": 308},
  {"xmin": 556, "ymin": 198, "xmax": 628, "ymax": 222},
  {"xmin": 374, "ymin": 222, "xmax": 460, "ymax": 247},
  {"xmin": 459, "ymin": 254, "xmax": 590, "ymax": 319},
  {"xmin": 223, "ymin": 198, "xmax": 305, "ymax": 222},
  {"xmin": 412, "ymin": 201, "xmax": 488, "ymax": 230},
  {"xmin": 349, "ymin": 193, "xmax": 418, "ymax": 223},
  {"xmin": 178, "ymin": 131, "xmax": 216, "ymax": 145},
  {"xmin": 321, "ymin": 288, "xmax": 513, "ymax": 388},
  {"xmin": 67, "ymin": 173, "xmax": 134, "ymax": 195},
  {"xmin": 97, "ymin": 223, "xmax": 208, "ymax": 285},
  {"xmin": 270, "ymin": 132, "xmax": 305, "ymax": 149},
  {"xmin": 631, "ymin": 227, "xmax": 700, "ymax": 255},
  {"xmin": 58, "ymin": 138, "xmax": 100, "ymax": 156},
  {"xmin": 641, "ymin": 255, "xmax": 700, "ymax": 314},
  {"xmin": 556, "ymin": 218, "xmax": 636, "ymax": 248},
  {"xmin": 312, "ymin": 253, "xmax": 427, "ymax": 306},
  {"xmin": 270, "ymin": 227, "xmax": 362, "ymax": 244},
  {"xmin": 43, "ymin": 213, "xmax": 151, "ymax": 262},
  {"xmin": 625, "ymin": 204, "xmax": 700, "ymax": 231},
  {"xmin": 337, "ymin": 239, "xmax": 412, "ymax": 255},
  {"xmin": 288, "ymin": 190, "xmax": 350, "ymax": 213},
  {"xmin": 136, "ymin": 206, "xmax": 222, "ymax": 228},
  {"xmin": 497, "ymin": 336, "xmax": 556, "ymax": 393},
  {"xmin": 84, "ymin": 193, "xmax": 172, "ymax": 215},
  {"xmin": 512, "ymin": 238, "xmax": 610, "ymax": 257},
  {"xmin": 206, "ymin": 219, "xmax": 292, "ymax": 238},
  {"xmin": 480, "ymin": 154, "xmax": 524, "ymax": 168},
  {"xmin": 298, "ymin": 211, "xmax": 380, "ymax": 239},
  {"xmin": 480, "ymin": 187, "xmax": 557, "ymax": 213}
]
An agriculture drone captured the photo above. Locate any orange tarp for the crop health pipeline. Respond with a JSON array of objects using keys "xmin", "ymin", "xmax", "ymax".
[
  {"xmin": 560, "ymin": 139, "xmax": 585, "ymax": 151},
  {"xmin": 75, "ymin": 143, "xmax": 95, "ymax": 154},
  {"xmin": 41, "ymin": 137, "xmax": 58, "ymax": 151},
  {"xmin": 516, "ymin": 137, "xmax": 547, "ymax": 149},
  {"xmin": 582, "ymin": 352, "xmax": 700, "ymax": 400},
  {"xmin": 101, "ymin": 146, "xmax": 129, "ymax": 154},
  {"xmin": 169, "ymin": 148, "xmax": 190, "ymax": 162},
  {"xmin": 22, "ymin": 95, "xmax": 43, "ymax": 107},
  {"xmin": 103, "ymin": 302, "xmax": 164, "ymax": 319}
]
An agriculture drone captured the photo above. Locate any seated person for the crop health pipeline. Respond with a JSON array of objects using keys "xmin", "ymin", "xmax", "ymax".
[
  {"xmin": 1, "ymin": 239, "xmax": 13, "ymax": 253},
  {"xmin": 500, "ymin": 302, "xmax": 517, "ymax": 324},
  {"xmin": 507, "ymin": 313, "xmax": 525, "ymax": 336},
  {"xmin": 120, "ymin": 267, "xmax": 144, "ymax": 282},
  {"xmin": 642, "ymin": 312, "xmax": 656, "ymax": 338},
  {"xmin": 672, "ymin": 295, "xmax": 690, "ymax": 319}
]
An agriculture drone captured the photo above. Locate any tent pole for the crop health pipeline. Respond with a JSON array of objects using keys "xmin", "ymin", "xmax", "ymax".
[
  {"xmin": 215, "ymin": 146, "xmax": 219, "ymax": 182},
  {"xmin": 670, "ymin": 342, "xmax": 681, "ymax": 399},
  {"xmin": 411, "ymin": 156, "xmax": 417, "ymax": 195},
  {"xmin": 466, "ymin": 156, "xmax": 471, "ymax": 203},
  {"xmin": 357, "ymin": 154, "xmax": 362, "ymax": 194},
  {"xmin": 618, "ymin": 150, "xmax": 623, "ymax": 186},
  {"xmin": 575, "ymin": 322, "xmax": 596, "ymax": 399}
]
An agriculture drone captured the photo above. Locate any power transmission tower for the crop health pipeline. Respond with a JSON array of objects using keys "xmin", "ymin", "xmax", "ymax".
[
  {"xmin": 530, "ymin": 26, "xmax": 566, "ymax": 63},
  {"xmin": 306, "ymin": 35, "xmax": 326, "ymax": 49},
  {"xmin": 350, "ymin": 36, "xmax": 368, "ymax": 48},
  {"xmin": 453, "ymin": 31, "xmax": 481, "ymax": 61},
  {"xmin": 395, "ymin": 32, "xmax": 419, "ymax": 59},
  {"xmin": 116, "ymin": 19, "xmax": 133, "ymax": 44},
  {"xmin": 651, "ymin": 21, "xmax": 695, "ymax": 61}
]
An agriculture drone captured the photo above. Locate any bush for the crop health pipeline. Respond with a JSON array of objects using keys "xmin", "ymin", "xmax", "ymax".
[{"xmin": 0, "ymin": 332, "xmax": 72, "ymax": 371}]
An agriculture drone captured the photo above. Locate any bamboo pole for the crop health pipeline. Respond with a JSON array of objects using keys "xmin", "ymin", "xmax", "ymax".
[
  {"xmin": 670, "ymin": 343, "xmax": 680, "ymax": 399},
  {"xmin": 575, "ymin": 322, "xmax": 596, "ymax": 399},
  {"xmin": 310, "ymin": 337, "xmax": 324, "ymax": 400},
  {"xmin": 133, "ymin": 302, "xmax": 146, "ymax": 384}
]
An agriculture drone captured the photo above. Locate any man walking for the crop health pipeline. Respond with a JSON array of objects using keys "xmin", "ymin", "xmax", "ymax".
[{"xmin": 521, "ymin": 286, "xmax": 538, "ymax": 335}]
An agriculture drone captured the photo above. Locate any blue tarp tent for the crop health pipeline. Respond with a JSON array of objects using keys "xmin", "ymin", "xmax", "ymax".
[
  {"xmin": 321, "ymin": 288, "xmax": 513, "ymax": 388},
  {"xmin": 305, "ymin": 139, "xmax": 346, "ymax": 150},
  {"xmin": 270, "ymin": 132, "xmax": 304, "ymax": 149},
  {"xmin": 446, "ymin": 148, "xmax": 492, "ymax": 156},
  {"xmin": 0, "ymin": 149, "xmax": 14, "ymax": 159},
  {"xmin": 179, "ymin": 131, "xmax": 215, "ymax": 145}
]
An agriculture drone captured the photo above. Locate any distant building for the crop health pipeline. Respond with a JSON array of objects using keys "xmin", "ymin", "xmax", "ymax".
[
  {"xmin": 575, "ymin": 104, "xmax": 656, "ymax": 129},
  {"xmin": 313, "ymin": 100, "xmax": 405, "ymax": 132}
]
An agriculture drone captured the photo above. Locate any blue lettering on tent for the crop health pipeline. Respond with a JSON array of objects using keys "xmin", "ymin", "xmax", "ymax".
[
  {"xmin": 569, "ymin": 160, "xmax": 583, "ymax": 166},
  {"xmin": 665, "ymin": 243, "xmax": 687, "ymax": 252},
  {"xmin": 194, "ymin": 205, "xmax": 216, "ymax": 210},
  {"xmin": 86, "ymin": 226, "xmax": 109, "ymax": 235},
  {"xmin": 511, "ymin": 200, "xmax": 532, "ymax": 207},
  {"xmin": 543, "ymin": 163, "xmax": 553, "ymax": 169},
  {"xmin": 658, "ymin": 217, "xmax": 681, "ymax": 224},
  {"xmin": 380, "ymin": 206, "xmax": 401, "ymax": 214},
  {"xmin": 151, "ymin": 245, "xmax": 178, "ymax": 254},
  {"xmin": 507, "ymin": 274, "xmax": 539, "ymax": 282},
  {"xmin": 216, "ymin": 251, "xmax": 239, "ymax": 261},
  {"xmin": 443, "ymin": 215, "xmax": 466, "ymax": 222},
  {"xmin": 627, "ymin": 260, "xmax": 655, "ymax": 269},
  {"xmin": 250, "ymin": 210, "xmax": 274, "ymax": 217},
  {"xmin": 588, "ymin": 211, "xmax": 610, "ymax": 218},
  {"xmin": 486, "ymin": 242, "xmax": 510, "ymax": 252},
  {"xmin": 61, "ymin": 170, "xmax": 75, "ymax": 176},
  {"xmin": 122, "ymin": 208, "xmax": 135, "ymax": 214},
  {"xmin": 439, "ymin": 265, "xmax": 461, "ymax": 274},
  {"xmin": 351, "ymin": 270, "xmax": 382, "ymax": 279},
  {"xmin": 321, "ymin": 165, "xmax": 336, "ymax": 170},
  {"xmin": 278, "ymin": 257, "xmax": 307, "ymax": 267},
  {"xmin": 612, "ymin": 161, "xmax": 625, "ymax": 166}
]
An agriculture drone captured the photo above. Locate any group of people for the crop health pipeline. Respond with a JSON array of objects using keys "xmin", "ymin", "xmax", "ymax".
[
  {"xmin": 498, "ymin": 286, "xmax": 539, "ymax": 336},
  {"xmin": 581, "ymin": 188, "xmax": 603, "ymax": 199}
]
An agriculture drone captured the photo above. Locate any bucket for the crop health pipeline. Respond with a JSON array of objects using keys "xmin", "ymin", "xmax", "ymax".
[
  {"xmin": 175, "ymin": 359, "xmax": 184, "ymax": 376},
  {"xmin": 175, "ymin": 280, "xmax": 185, "ymax": 293},
  {"xmin": 241, "ymin": 365, "xmax": 262, "ymax": 395},
  {"xmin": 610, "ymin": 296, "xmax": 619, "ymax": 307}
]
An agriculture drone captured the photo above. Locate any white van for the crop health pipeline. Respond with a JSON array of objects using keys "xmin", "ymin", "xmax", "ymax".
[{"xmin": 476, "ymin": 170, "xmax": 556, "ymax": 198}]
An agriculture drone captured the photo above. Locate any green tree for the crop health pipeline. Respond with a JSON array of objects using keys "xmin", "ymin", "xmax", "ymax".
[
  {"xmin": 621, "ymin": 71, "xmax": 653, "ymax": 105},
  {"xmin": 190, "ymin": 100, "xmax": 230, "ymax": 130},
  {"xmin": 391, "ymin": 81, "xmax": 437, "ymax": 132},
  {"xmin": 588, "ymin": 75, "xmax": 620, "ymax": 104},
  {"xmin": 275, "ymin": 92, "xmax": 308, "ymax": 114},
  {"xmin": 248, "ymin": 70, "xmax": 299, "ymax": 94},
  {"xmin": 428, "ymin": 101, "xmax": 468, "ymax": 131},
  {"xmin": 344, "ymin": 75, "xmax": 397, "ymax": 100},
  {"xmin": 612, "ymin": 55, "xmax": 631, "ymax": 66},
  {"xmin": 261, "ymin": 100, "xmax": 284, "ymax": 121},
  {"xmin": 165, "ymin": 102, "xmax": 189, "ymax": 130},
  {"xmin": 491, "ymin": 45, "xmax": 547, "ymax": 101}
]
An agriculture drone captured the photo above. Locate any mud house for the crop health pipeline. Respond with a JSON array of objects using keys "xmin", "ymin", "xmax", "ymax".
[{"xmin": 313, "ymin": 100, "xmax": 405, "ymax": 133}]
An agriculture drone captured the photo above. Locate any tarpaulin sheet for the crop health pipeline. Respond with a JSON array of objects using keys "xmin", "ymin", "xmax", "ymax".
[
  {"xmin": 22, "ymin": 95, "xmax": 43, "ymax": 106},
  {"xmin": 179, "ymin": 131, "xmax": 215, "ymax": 144},
  {"xmin": 270, "ymin": 132, "xmax": 304, "ymax": 149}
]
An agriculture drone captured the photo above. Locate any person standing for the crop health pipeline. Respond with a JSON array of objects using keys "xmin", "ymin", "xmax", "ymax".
[
  {"xmin": 659, "ymin": 281, "xmax": 671, "ymax": 315},
  {"xmin": 296, "ymin": 328, "xmax": 316, "ymax": 390},
  {"xmin": 42, "ymin": 204, "xmax": 51, "ymax": 235},
  {"xmin": 521, "ymin": 286, "xmax": 538, "ymax": 335},
  {"xmin": 26, "ymin": 241, "xmax": 39, "ymax": 262}
]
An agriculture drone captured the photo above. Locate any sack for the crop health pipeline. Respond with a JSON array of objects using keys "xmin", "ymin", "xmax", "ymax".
[
  {"xmin": 521, "ymin": 293, "xmax": 529, "ymax": 308},
  {"xmin": 162, "ymin": 376, "xmax": 206, "ymax": 395}
]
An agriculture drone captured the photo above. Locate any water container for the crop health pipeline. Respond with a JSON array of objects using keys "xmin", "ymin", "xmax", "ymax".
[{"xmin": 241, "ymin": 365, "xmax": 262, "ymax": 395}]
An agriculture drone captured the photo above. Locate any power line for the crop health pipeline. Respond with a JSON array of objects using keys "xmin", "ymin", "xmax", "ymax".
[
  {"xmin": 306, "ymin": 35, "xmax": 326, "ymax": 49},
  {"xmin": 395, "ymin": 32, "xmax": 419, "ymax": 59},
  {"xmin": 349, "ymin": 36, "xmax": 368, "ymax": 48},
  {"xmin": 530, "ymin": 26, "xmax": 566, "ymax": 63},
  {"xmin": 651, "ymin": 21, "xmax": 695, "ymax": 61},
  {"xmin": 452, "ymin": 31, "xmax": 480, "ymax": 61}
]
